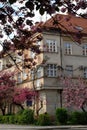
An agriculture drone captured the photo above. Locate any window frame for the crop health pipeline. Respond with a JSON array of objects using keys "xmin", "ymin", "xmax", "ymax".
[
  {"xmin": 65, "ymin": 43, "xmax": 72, "ymax": 55},
  {"xmin": 37, "ymin": 67, "xmax": 43, "ymax": 78},
  {"xmin": 17, "ymin": 72, "xmax": 22, "ymax": 83},
  {"xmin": 65, "ymin": 65, "xmax": 73, "ymax": 76},
  {"xmin": 46, "ymin": 39, "xmax": 57, "ymax": 52},
  {"xmin": 47, "ymin": 64, "xmax": 57, "ymax": 77},
  {"xmin": 84, "ymin": 67, "xmax": 87, "ymax": 78},
  {"xmin": 82, "ymin": 45, "xmax": 87, "ymax": 56}
]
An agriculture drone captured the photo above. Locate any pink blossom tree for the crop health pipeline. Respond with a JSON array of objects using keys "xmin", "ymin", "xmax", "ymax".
[
  {"xmin": 13, "ymin": 87, "xmax": 36, "ymax": 110},
  {"xmin": 0, "ymin": 71, "xmax": 36, "ymax": 115},
  {"xmin": 61, "ymin": 76, "xmax": 87, "ymax": 112},
  {"xmin": 0, "ymin": 71, "xmax": 15, "ymax": 115}
]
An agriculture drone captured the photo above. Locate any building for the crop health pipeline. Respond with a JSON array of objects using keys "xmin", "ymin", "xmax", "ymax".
[{"xmin": 0, "ymin": 14, "xmax": 87, "ymax": 116}]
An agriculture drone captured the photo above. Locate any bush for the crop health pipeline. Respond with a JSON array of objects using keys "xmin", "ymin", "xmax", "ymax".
[
  {"xmin": 2, "ymin": 115, "xmax": 9, "ymax": 124},
  {"xmin": 56, "ymin": 108, "xmax": 68, "ymax": 125},
  {"xmin": 37, "ymin": 112, "xmax": 51, "ymax": 126},
  {"xmin": 0, "ymin": 115, "xmax": 3, "ymax": 123},
  {"xmin": 70, "ymin": 111, "xmax": 87, "ymax": 125},
  {"xmin": 9, "ymin": 115, "xmax": 15, "ymax": 124},
  {"xmin": 16, "ymin": 109, "xmax": 34, "ymax": 124},
  {"xmin": 16, "ymin": 109, "xmax": 24, "ymax": 115}
]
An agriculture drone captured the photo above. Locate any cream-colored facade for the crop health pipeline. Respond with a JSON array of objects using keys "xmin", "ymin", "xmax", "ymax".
[
  {"xmin": 1, "ymin": 14, "xmax": 87, "ymax": 116},
  {"xmin": 32, "ymin": 31, "xmax": 87, "ymax": 115}
]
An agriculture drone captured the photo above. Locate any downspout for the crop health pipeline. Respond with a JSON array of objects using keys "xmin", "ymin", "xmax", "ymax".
[{"xmin": 59, "ymin": 29, "xmax": 63, "ymax": 108}]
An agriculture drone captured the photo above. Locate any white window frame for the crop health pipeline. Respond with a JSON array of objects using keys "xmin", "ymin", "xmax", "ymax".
[
  {"xmin": 82, "ymin": 45, "xmax": 87, "ymax": 55},
  {"xmin": 65, "ymin": 65, "xmax": 73, "ymax": 76},
  {"xmin": 17, "ymin": 72, "xmax": 22, "ymax": 83},
  {"xmin": 22, "ymin": 71, "xmax": 27, "ymax": 80},
  {"xmin": 16, "ymin": 55, "xmax": 22, "ymax": 63},
  {"xmin": 0, "ymin": 61, "xmax": 2, "ymax": 70},
  {"xmin": 47, "ymin": 64, "xmax": 57, "ymax": 77},
  {"xmin": 30, "ymin": 51, "xmax": 35, "ymax": 58},
  {"xmin": 84, "ymin": 67, "xmax": 87, "ymax": 78},
  {"xmin": 30, "ymin": 70, "xmax": 35, "ymax": 80},
  {"xmin": 65, "ymin": 43, "xmax": 72, "ymax": 55},
  {"xmin": 46, "ymin": 39, "xmax": 57, "ymax": 52},
  {"xmin": 37, "ymin": 67, "xmax": 43, "ymax": 78},
  {"xmin": 36, "ymin": 79, "xmax": 41, "ymax": 87}
]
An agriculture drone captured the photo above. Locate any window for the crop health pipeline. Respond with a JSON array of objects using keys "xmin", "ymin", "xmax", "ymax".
[
  {"xmin": 84, "ymin": 68, "xmax": 87, "ymax": 78},
  {"xmin": 65, "ymin": 43, "xmax": 72, "ymax": 54},
  {"xmin": 47, "ymin": 64, "xmax": 57, "ymax": 77},
  {"xmin": 65, "ymin": 65, "xmax": 73, "ymax": 76},
  {"xmin": 46, "ymin": 39, "xmax": 57, "ymax": 52},
  {"xmin": 26, "ymin": 100, "xmax": 32, "ymax": 106},
  {"xmin": 22, "ymin": 71, "xmax": 27, "ymax": 80},
  {"xmin": 36, "ymin": 79, "xmax": 41, "ymax": 87},
  {"xmin": 17, "ymin": 72, "xmax": 22, "ymax": 83},
  {"xmin": 16, "ymin": 55, "xmax": 22, "ymax": 63},
  {"xmin": 0, "ymin": 61, "xmax": 2, "ymax": 70},
  {"xmin": 37, "ymin": 67, "xmax": 43, "ymax": 78},
  {"xmin": 82, "ymin": 45, "xmax": 87, "ymax": 55},
  {"xmin": 30, "ymin": 51, "xmax": 35, "ymax": 58},
  {"xmin": 30, "ymin": 70, "xmax": 34, "ymax": 80}
]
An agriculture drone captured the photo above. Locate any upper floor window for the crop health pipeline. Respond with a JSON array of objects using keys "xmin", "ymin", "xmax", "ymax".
[
  {"xmin": 16, "ymin": 54, "xmax": 22, "ymax": 63},
  {"xmin": 65, "ymin": 43, "xmax": 72, "ymax": 55},
  {"xmin": 84, "ymin": 67, "xmax": 87, "ymax": 78},
  {"xmin": 30, "ymin": 70, "xmax": 34, "ymax": 80},
  {"xmin": 30, "ymin": 51, "xmax": 35, "ymax": 58},
  {"xmin": 17, "ymin": 72, "xmax": 22, "ymax": 83},
  {"xmin": 82, "ymin": 45, "xmax": 87, "ymax": 55},
  {"xmin": 47, "ymin": 64, "xmax": 57, "ymax": 77},
  {"xmin": 0, "ymin": 61, "xmax": 2, "ymax": 70},
  {"xmin": 46, "ymin": 39, "xmax": 57, "ymax": 52},
  {"xmin": 36, "ymin": 79, "xmax": 41, "ymax": 87},
  {"xmin": 65, "ymin": 65, "xmax": 73, "ymax": 76},
  {"xmin": 22, "ymin": 71, "xmax": 27, "ymax": 80},
  {"xmin": 37, "ymin": 67, "xmax": 43, "ymax": 78}
]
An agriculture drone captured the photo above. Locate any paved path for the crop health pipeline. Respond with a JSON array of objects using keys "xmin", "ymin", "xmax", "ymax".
[{"xmin": 0, "ymin": 125, "xmax": 87, "ymax": 130}]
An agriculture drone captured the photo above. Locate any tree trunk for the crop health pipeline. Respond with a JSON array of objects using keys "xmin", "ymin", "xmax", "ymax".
[
  {"xmin": 81, "ymin": 106, "xmax": 86, "ymax": 112},
  {"xmin": 81, "ymin": 101, "xmax": 87, "ymax": 112},
  {"xmin": 13, "ymin": 102, "xmax": 24, "ymax": 110},
  {"xmin": 1, "ymin": 108, "xmax": 6, "ymax": 115}
]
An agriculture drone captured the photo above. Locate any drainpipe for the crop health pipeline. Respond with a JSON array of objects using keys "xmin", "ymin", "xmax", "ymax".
[
  {"xmin": 60, "ymin": 89, "xmax": 63, "ymax": 108},
  {"xmin": 59, "ymin": 29, "xmax": 63, "ymax": 108},
  {"xmin": 59, "ymin": 29, "xmax": 62, "ymax": 68}
]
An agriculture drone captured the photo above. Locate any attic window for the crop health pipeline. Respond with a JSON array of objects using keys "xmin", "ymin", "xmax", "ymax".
[{"xmin": 74, "ymin": 26, "xmax": 83, "ymax": 31}]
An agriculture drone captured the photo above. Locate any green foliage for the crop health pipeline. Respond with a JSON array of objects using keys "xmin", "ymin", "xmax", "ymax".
[
  {"xmin": 2, "ymin": 116, "xmax": 9, "ymax": 124},
  {"xmin": 16, "ymin": 109, "xmax": 34, "ymax": 124},
  {"xmin": 1, "ymin": 108, "xmax": 87, "ymax": 125},
  {"xmin": 69, "ymin": 111, "xmax": 87, "ymax": 125},
  {"xmin": 0, "ymin": 115, "xmax": 3, "ymax": 123},
  {"xmin": 9, "ymin": 115, "xmax": 15, "ymax": 124},
  {"xmin": 0, "ymin": 109, "xmax": 34, "ymax": 124},
  {"xmin": 56, "ymin": 108, "xmax": 68, "ymax": 125},
  {"xmin": 37, "ymin": 113, "xmax": 51, "ymax": 126},
  {"xmin": 16, "ymin": 109, "xmax": 24, "ymax": 115}
]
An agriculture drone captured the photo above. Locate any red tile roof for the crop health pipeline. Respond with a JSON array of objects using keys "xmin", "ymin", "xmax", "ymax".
[{"xmin": 42, "ymin": 14, "xmax": 87, "ymax": 35}]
